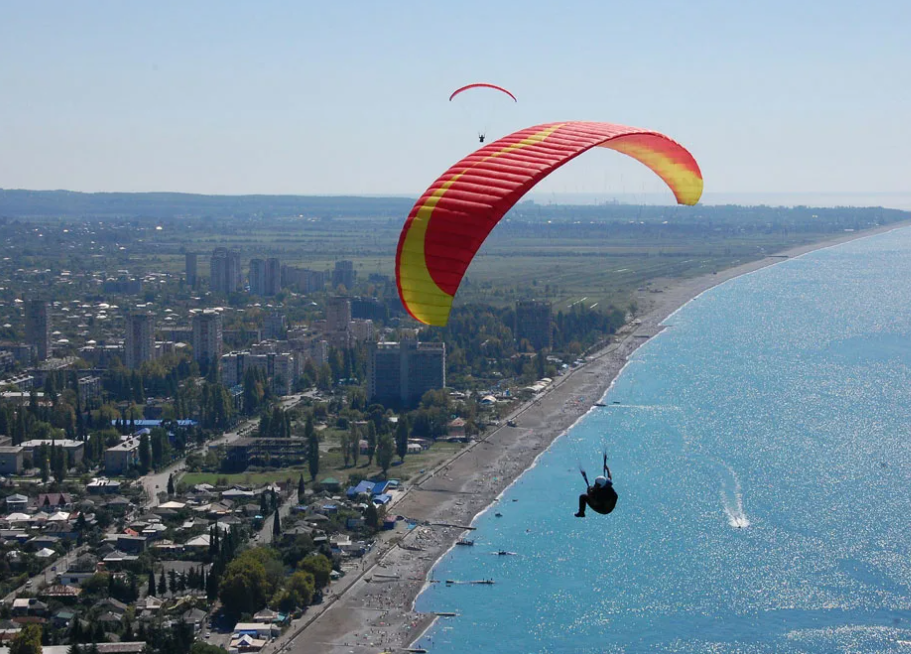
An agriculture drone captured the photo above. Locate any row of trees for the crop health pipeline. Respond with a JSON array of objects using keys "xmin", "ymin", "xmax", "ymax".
[
  {"xmin": 148, "ymin": 564, "xmax": 209, "ymax": 597},
  {"xmin": 218, "ymin": 546, "xmax": 333, "ymax": 619}
]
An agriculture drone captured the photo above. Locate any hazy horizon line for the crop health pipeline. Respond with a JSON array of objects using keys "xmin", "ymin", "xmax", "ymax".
[{"xmin": 2, "ymin": 187, "xmax": 910, "ymax": 210}]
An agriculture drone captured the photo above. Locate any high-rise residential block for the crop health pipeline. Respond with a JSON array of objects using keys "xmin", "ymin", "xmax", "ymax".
[
  {"xmin": 25, "ymin": 300, "xmax": 50, "ymax": 362},
  {"xmin": 185, "ymin": 252, "xmax": 198, "ymax": 289},
  {"xmin": 210, "ymin": 247, "xmax": 242, "ymax": 294},
  {"xmin": 192, "ymin": 310, "xmax": 223, "ymax": 367},
  {"xmin": 125, "ymin": 313, "xmax": 155, "ymax": 370},
  {"xmin": 367, "ymin": 340, "xmax": 445, "ymax": 406}
]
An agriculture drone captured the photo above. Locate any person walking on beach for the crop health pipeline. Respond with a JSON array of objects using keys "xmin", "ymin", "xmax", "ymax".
[{"xmin": 576, "ymin": 453, "xmax": 617, "ymax": 517}]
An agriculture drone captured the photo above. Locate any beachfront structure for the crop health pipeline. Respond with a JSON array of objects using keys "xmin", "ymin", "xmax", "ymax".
[
  {"xmin": 367, "ymin": 339, "xmax": 445, "ymax": 407},
  {"xmin": 515, "ymin": 299, "xmax": 553, "ymax": 351}
]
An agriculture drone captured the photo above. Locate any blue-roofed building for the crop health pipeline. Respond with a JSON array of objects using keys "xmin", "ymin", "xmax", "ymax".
[
  {"xmin": 372, "ymin": 493, "xmax": 392, "ymax": 506},
  {"xmin": 346, "ymin": 481, "xmax": 375, "ymax": 498},
  {"xmin": 370, "ymin": 481, "xmax": 390, "ymax": 496},
  {"xmin": 110, "ymin": 419, "xmax": 198, "ymax": 428}
]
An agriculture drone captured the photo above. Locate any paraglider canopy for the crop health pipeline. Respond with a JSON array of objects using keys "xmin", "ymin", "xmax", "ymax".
[
  {"xmin": 449, "ymin": 83, "xmax": 518, "ymax": 103},
  {"xmin": 396, "ymin": 121, "xmax": 703, "ymax": 327},
  {"xmin": 450, "ymin": 83, "xmax": 517, "ymax": 144}
]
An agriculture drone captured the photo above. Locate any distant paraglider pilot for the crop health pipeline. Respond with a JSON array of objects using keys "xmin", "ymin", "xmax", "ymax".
[
  {"xmin": 576, "ymin": 453, "xmax": 617, "ymax": 517},
  {"xmin": 479, "ymin": 133, "xmax": 486, "ymax": 143}
]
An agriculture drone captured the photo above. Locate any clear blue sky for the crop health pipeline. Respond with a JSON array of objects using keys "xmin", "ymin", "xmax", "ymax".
[{"xmin": 1, "ymin": 1, "xmax": 908, "ymax": 200}]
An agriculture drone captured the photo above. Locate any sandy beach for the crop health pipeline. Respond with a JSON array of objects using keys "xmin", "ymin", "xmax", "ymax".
[{"xmin": 276, "ymin": 221, "xmax": 911, "ymax": 654}]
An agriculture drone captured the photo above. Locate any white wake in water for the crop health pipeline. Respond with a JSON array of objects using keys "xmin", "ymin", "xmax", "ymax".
[{"xmin": 714, "ymin": 457, "xmax": 751, "ymax": 529}]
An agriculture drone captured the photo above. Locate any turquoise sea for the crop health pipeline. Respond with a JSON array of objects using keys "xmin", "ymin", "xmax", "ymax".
[{"xmin": 414, "ymin": 227, "xmax": 911, "ymax": 653}]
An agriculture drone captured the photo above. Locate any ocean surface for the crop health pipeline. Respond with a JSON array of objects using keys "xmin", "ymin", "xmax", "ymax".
[{"xmin": 413, "ymin": 226, "xmax": 911, "ymax": 653}]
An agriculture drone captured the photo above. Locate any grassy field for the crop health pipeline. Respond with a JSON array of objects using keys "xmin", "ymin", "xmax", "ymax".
[
  {"xmin": 180, "ymin": 440, "xmax": 466, "ymax": 490},
  {"xmin": 148, "ymin": 218, "xmax": 830, "ymax": 314}
]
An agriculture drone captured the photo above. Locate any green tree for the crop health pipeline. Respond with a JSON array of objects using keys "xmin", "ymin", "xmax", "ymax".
[
  {"xmin": 366, "ymin": 421, "xmax": 377, "ymax": 465},
  {"xmin": 284, "ymin": 570, "xmax": 315, "ymax": 608},
  {"xmin": 9, "ymin": 624, "xmax": 42, "ymax": 654},
  {"xmin": 395, "ymin": 418, "xmax": 409, "ymax": 462},
  {"xmin": 38, "ymin": 445, "xmax": 49, "ymax": 483},
  {"xmin": 306, "ymin": 416, "xmax": 319, "ymax": 481},
  {"xmin": 298, "ymin": 554, "xmax": 332, "ymax": 590},
  {"xmin": 189, "ymin": 643, "xmax": 228, "ymax": 654},
  {"xmin": 316, "ymin": 363, "xmax": 332, "ymax": 391},
  {"xmin": 339, "ymin": 428, "xmax": 351, "ymax": 468},
  {"xmin": 147, "ymin": 568, "xmax": 156, "ymax": 596},
  {"xmin": 51, "ymin": 444, "xmax": 66, "ymax": 483},
  {"xmin": 365, "ymin": 503, "xmax": 379, "ymax": 529},
  {"xmin": 272, "ymin": 507, "xmax": 281, "ymax": 539},
  {"xmin": 297, "ymin": 474, "xmax": 305, "ymax": 502},
  {"xmin": 150, "ymin": 428, "xmax": 170, "ymax": 468},
  {"xmin": 167, "ymin": 473, "xmax": 175, "ymax": 496},
  {"xmin": 376, "ymin": 433, "xmax": 395, "ymax": 478},
  {"xmin": 349, "ymin": 423, "xmax": 359, "ymax": 467},
  {"xmin": 138, "ymin": 433, "xmax": 151, "ymax": 474},
  {"xmin": 218, "ymin": 556, "xmax": 270, "ymax": 620}
]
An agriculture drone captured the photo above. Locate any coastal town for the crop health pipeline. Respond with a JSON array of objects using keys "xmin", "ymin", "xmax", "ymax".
[
  {"xmin": 1, "ymin": 216, "xmax": 897, "ymax": 654},
  {"xmin": 0, "ymin": 226, "xmax": 622, "ymax": 654},
  {"xmin": 4, "ymin": 4, "xmax": 910, "ymax": 649}
]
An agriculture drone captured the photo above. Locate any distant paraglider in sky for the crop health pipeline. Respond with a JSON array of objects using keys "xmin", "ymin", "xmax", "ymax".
[
  {"xmin": 449, "ymin": 83, "xmax": 517, "ymax": 143},
  {"xmin": 448, "ymin": 83, "xmax": 518, "ymax": 103},
  {"xmin": 396, "ymin": 121, "xmax": 704, "ymax": 326}
]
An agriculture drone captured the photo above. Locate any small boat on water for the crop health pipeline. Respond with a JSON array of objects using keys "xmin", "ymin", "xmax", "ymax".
[
  {"xmin": 496, "ymin": 550, "xmax": 516, "ymax": 556},
  {"xmin": 456, "ymin": 538, "xmax": 474, "ymax": 546},
  {"xmin": 594, "ymin": 402, "xmax": 607, "ymax": 407},
  {"xmin": 495, "ymin": 512, "xmax": 503, "ymax": 518},
  {"xmin": 474, "ymin": 579, "xmax": 495, "ymax": 585}
]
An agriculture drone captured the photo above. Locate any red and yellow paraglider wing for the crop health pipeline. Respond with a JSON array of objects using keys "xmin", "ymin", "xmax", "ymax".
[
  {"xmin": 396, "ymin": 122, "xmax": 703, "ymax": 326},
  {"xmin": 600, "ymin": 132, "xmax": 703, "ymax": 206}
]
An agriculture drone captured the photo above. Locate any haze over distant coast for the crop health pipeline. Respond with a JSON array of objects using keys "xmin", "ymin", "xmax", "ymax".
[
  {"xmin": 2, "ymin": 188, "xmax": 909, "ymax": 219},
  {"xmin": 528, "ymin": 191, "xmax": 911, "ymax": 210}
]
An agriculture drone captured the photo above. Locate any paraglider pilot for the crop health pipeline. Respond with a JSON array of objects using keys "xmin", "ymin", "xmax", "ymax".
[
  {"xmin": 576, "ymin": 453, "xmax": 617, "ymax": 517},
  {"xmin": 479, "ymin": 133, "xmax": 486, "ymax": 143}
]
